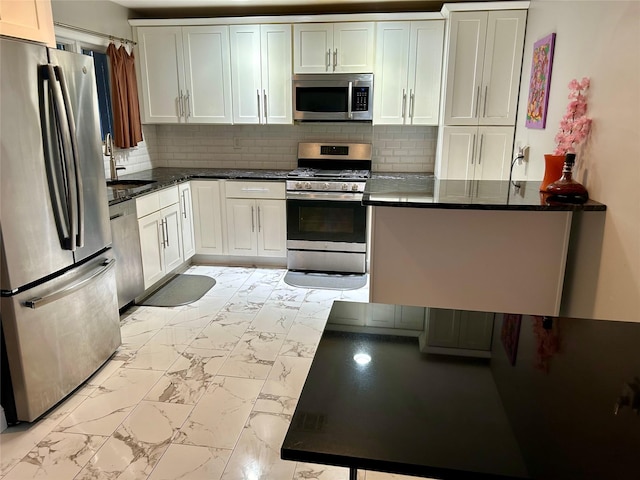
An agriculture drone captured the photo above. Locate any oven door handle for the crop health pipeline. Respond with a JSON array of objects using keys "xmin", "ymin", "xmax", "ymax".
[{"xmin": 286, "ymin": 191, "xmax": 363, "ymax": 202}]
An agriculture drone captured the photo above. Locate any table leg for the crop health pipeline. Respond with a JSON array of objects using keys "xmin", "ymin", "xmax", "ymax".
[{"xmin": 349, "ymin": 467, "xmax": 358, "ymax": 480}]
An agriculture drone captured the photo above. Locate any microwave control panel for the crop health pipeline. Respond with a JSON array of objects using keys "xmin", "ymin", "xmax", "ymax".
[{"xmin": 352, "ymin": 87, "xmax": 370, "ymax": 112}]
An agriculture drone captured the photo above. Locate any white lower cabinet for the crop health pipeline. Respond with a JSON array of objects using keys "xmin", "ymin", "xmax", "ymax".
[
  {"xmin": 191, "ymin": 180, "xmax": 224, "ymax": 255},
  {"xmin": 225, "ymin": 181, "xmax": 286, "ymax": 258},
  {"xmin": 179, "ymin": 182, "xmax": 196, "ymax": 260},
  {"xmin": 427, "ymin": 308, "xmax": 494, "ymax": 352},
  {"xmin": 136, "ymin": 186, "xmax": 183, "ymax": 290}
]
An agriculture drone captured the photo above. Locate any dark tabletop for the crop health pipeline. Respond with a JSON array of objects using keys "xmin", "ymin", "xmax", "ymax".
[
  {"xmin": 364, "ymin": 175, "xmax": 606, "ymax": 211},
  {"xmin": 281, "ymin": 302, "xmax": 639, "ymax": 479}
]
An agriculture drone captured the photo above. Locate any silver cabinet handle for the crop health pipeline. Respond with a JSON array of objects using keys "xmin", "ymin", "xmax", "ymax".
[
  {"xmin": 263, "ymin": 89, "xmax": 267, "ymax": 123},
  {"xmin": 475, "ymin": 85, "xmax": 480, "ymax": 118},
  {"xmin": 24, "ymin": 259, "xmax": 115, "ymax": 309},
  {"xmin": 402, "ymin": 89, "xmax": 407, "ymax": 118},
  {"xmin": 185, "ymin": 90, "xmax": 191, "ymax": 119},
  {"xmin": 471, "ymin": 134, "xmax": 476, "ymax": 165},
  {"xmin": 478, "ymin": 134, "xmax": 484, "ymax": 165},
  {"xmin": 483, "ymin": 85, "xmax": 488, "ymax": 118},
  {"xmin": 241, "ymin": 187, "xmax": 269, "ymax": 192},
  {"xmin": 257, "ymin": 89, "xmax": 261, "ymax": 121},
  {"xmin": 251, "ymin": 205, "xmax": 255, "ymax": 232},
  {"xmin": 347, "ymin": 81, "xmax": 353, "ymax": 119},
  {"xmin": 333, "ymin": 48, "xmax": 337, "ymax": 70},
  {"xmin": 257, "ymin": 206, "xmax": 262, "ymax": 232},
  {"xmin": 164, "ymin": 219, "xmax": 169, "ymax": 247},
  {"xmin": 160, "ymin": 219, "xmax": 166, "ymax": 248},
  {"xmin": 181, "ymin": 191, "xmax": 187, "ymax": 218},
  {"xmin": 326, "ymin": 48, "xmax": 331, "ymax": 71},
  {"xmin": 409, "ymin": 90, "xmax": 415, "ymax": 119}
]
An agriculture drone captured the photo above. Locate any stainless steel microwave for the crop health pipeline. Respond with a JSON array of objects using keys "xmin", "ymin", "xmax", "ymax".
[{"xmin": 292, "ymin": 73, "xmax": 373, "ymax": 121}]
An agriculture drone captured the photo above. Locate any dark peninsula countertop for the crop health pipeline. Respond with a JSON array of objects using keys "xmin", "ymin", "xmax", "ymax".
[
  {"xmin": 364, "ymin": 174, "xmax": 606, "ymax": 211},
  {"xmin": 107, "ymin": 167, "xmax": 291, "ymax": 205},
  {"xmin": 282, "ymin": 301, "xmax": 640, "ymax": 479}
]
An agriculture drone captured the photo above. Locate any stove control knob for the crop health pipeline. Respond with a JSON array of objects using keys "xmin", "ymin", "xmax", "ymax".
[
  {"xmin": 304, "ymin": 182, "xmax": 312, "ymax": 189},
  {"xmin": 341, "ymin": 183, "xmax": 349, "ymax": 190},
  {"xmin": 351, "ymin": 184, "xmax": 359, "ymax": 191},
  {"xmin": 323, "ymin": 182, "xmax": 330, "ymax": 189},
  {"xmin": 295, "ymin": 182, "xmax": 303, "ymax": 189}
]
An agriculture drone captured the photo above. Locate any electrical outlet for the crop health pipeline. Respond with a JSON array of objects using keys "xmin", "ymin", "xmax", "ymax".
[
  {"xmin": 518, "ymin": 145, "xmax": 530, "ymax": 163},
  {"xmin": 233, "ymin": 137, "xmax": 241, "ymax": 149}
]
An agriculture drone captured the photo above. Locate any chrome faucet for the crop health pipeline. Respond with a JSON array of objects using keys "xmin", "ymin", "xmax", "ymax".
[{"xmin": 105, "ymin": 133, "xmax": 125, "ymax": 180}]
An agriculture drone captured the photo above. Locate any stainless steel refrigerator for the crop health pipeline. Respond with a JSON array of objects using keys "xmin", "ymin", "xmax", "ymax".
[{"xmin": 0, "ymin": 37, "xmax": 121, "ymax": 423}]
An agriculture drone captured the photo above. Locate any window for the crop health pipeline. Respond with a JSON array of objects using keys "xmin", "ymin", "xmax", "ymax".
[{"xmin": 55, "ymin": 38, "xmax": 114, "ymax": 141}]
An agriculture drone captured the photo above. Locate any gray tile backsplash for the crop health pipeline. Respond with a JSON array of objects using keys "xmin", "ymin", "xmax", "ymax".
[{"xmin": 144, "ymin": 123, "xmax": 437, "ymax": 173}]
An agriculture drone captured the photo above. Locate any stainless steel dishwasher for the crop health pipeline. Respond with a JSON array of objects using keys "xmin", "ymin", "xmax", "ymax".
[{"xmin": 109, "ymin": 200, "xmax": 144, "ymax": 309}]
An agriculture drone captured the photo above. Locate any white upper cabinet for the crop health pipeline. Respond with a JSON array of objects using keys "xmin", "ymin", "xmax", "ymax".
[
  {"xmin": 443, "ymin": 10, "xmax": 526, "ymax": 126},
  {"xmin": 438, "ymin": 125, "xmax": 515, "ymax": 183},
  {"xmin": 373, "ymin": 20, "xmax": 444, "ymax": 125},
  {"xmin": 137, "ymin": 26, "xmax": 232, "ymax": 124},
  {"xmin": 293, "ymin": 22, "xmax": 374, "ymax": 73},
  {"xmin": 229, "ymin": 24, "xmax": 292, "ymax": 124},
  {"xmin": 0, "ymin": 0, "xmax": 55, "ymax": 46}
]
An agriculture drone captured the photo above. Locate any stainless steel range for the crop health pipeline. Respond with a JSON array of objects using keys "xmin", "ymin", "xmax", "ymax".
[{"xmin": 286, "ymin": 142, "xmax": 372, "ymax": 274}]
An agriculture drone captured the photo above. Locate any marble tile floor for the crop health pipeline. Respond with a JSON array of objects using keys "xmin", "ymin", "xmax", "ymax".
[{"xmin": 0, "ymin": 265, "xmax": 425, "ymax": 480}]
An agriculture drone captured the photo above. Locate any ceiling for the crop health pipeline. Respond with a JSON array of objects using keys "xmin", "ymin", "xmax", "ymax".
[{"xmin": 110, "ymin": 0, "xmax": 496, "ymax": 18}]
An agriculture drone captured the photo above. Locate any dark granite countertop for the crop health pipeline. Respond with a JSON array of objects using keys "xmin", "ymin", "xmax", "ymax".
[
  {"xmin": 364, "ymin": 175, "xmax": 606, "ymax": 211},
  {"xmin": 107, "ymin": 167, "xmax": 291, "ymax": 205},
  {"xmin": 282, "ymin": 301, "xmax": 640, "ymax": 479}
]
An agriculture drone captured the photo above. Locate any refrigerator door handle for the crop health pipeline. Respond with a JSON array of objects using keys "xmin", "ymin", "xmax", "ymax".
[
  {"xmin": 46, "ymin": 64, "xmax": 78, "ymax": 251},
  {"xmin": 23, "ymin": 258, "xmax": 116, "ymax": 309},
  {"xmin": 56, "ymin": 65, "xmax": 84, "ymax": 248}
]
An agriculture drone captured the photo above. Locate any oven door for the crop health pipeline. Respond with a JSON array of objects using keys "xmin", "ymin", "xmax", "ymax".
[
  {"xmin": 286, "ymin": 193, "xmax": 367, "ymax": 273},
  {"xmin": 286, "ymin": 194, "xmax": 367, "ymax": 245}
]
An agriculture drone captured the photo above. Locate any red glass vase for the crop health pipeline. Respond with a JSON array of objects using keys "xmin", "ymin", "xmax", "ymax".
[
  {"xmin": 545, "ymin": 153, "xmax": 589, "ymax": 204},
  {"xmin": 540, "ymin": 154, "xmax": 565, "ymax": 192}
]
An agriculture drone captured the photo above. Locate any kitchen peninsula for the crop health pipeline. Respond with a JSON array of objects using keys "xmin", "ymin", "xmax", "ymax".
[{"xmin": 364, "ymin": 174, "xmax": 606, "ymax": 317}]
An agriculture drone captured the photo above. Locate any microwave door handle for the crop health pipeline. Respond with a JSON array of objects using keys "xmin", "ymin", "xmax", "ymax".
[
  {"xmin": 46, "ymin": 65, "xmax": 77, "ymax": 251},
  {"xmin": 56, "ymin": 65, "xmax": 84, "ymax": 248},
  {"xmin": 347, "ymin": 81, "xmax": 353, "ymax": 120}
]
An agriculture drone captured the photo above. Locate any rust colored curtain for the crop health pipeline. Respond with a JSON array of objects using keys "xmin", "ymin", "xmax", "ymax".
[{"xmin": 107, "ymin": 43, "xmax": 143, "ymax": 148}]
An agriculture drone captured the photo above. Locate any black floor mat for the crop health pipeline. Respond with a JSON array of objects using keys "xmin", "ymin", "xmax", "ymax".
[{"xmin": 139, "ymin": 274, "xmax": 216, "ymax": 307}]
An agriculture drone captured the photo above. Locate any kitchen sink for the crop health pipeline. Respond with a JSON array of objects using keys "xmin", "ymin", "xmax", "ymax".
[{"xmin": 106, "ymin": 179, "xmax": 156, "ymax": 190}]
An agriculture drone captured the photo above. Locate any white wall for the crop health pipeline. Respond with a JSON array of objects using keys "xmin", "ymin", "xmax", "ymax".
[
  {"xmin": 51, "ymin": 0, "xmax": 133, "ymax": 40},
  {"xmin": 513, "ymin": 1, "xmax": 640, "ymax": 321}
]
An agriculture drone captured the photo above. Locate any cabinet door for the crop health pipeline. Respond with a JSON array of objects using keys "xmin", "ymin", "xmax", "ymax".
[
  {"xmin": 138, "ymin": 211, "xmax": 164, "ymax": 289},
  {"xmin": 0, "ymin": 0, "xmax": 54, "ymax": 46},
  {"xmin": 261, "ymin": 24, "xmax": 292, "ymax": 124},
  {"xmin": 162, "ymin": 203, "xmax": 184, "ymax": 273},
  {"xmin": 293, "ymin": 23, "xmax": 332, "ymax": 73},
  {"xmin": 183, "ymin": 26, "xmax": 233, "ymax": 124},
  {"xmin": 373, "ymin": 22, "xmax": 410, "ymax": 125},
  {"xmin": 191, "ymin": 181, "xmax": 224, "ymax": 255},
  {"xmin": 333, "ymin": 22, "xmax": 375, "ymax": 73},
  {"xmin": 407, "ymin": 20, "xmax": 444, "ymax": 125},
  {"xmin": 230, "ymin": 24, "xmax": 262, "ymax": 124},
  {"xmin": 226, "ymin": 198, "xmax": 257, "ymax": 256},
  {"xmin": 427, "ymin": 309, "xmax": 460, "ymax": 348},
  {"xmin": 179, "ymin": 183, "xmax": 196, "ymax": 260},
  {"xmin": 474, "ymin": 126, "xmax": 515, "ymax": 182},
  {"xmin": 443, "ymin": 12, "xmax": 487, "ymax": 126},
  {"xmin": 257, "ymin": 199, "xmax": 286, "ymax": 257},
  {"xmin": 438, "ymin": 126, "xmax": 477, "ymax": 181},
  {"xmin": 137, "ymin": 26, "xmax": 185, "ymax": 123},
  {"xmin": 458, "ymin": 312, "xmax": 494, "ymax": 350},
  {"xmin": 479, "ymin": 10, "xmax": 526, "ymax": 126}
]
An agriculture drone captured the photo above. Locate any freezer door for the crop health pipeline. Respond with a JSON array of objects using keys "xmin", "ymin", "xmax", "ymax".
[
  {"xmin": 0, "ymin": 252, "xmax": 121, "ymax": 422},
  {"xmin": 48, "ymin": 48, "xmax": 111, "ymax": 263},
  {"xmin": 0, "ymin": 38, "xmax": 75, "ymax": 291}
]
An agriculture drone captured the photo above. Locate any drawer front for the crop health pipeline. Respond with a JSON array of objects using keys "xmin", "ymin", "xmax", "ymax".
[
  {"xmin": 136, "ymin": 191, "xmax": 160, "ymax": 218},
  {"xmin": 158, "ymin": 185, "xmax": 179, "ymax": 209},
  {"xmin": 225, "ymin": 181, "xmax": 285, "ymax": 199}
]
